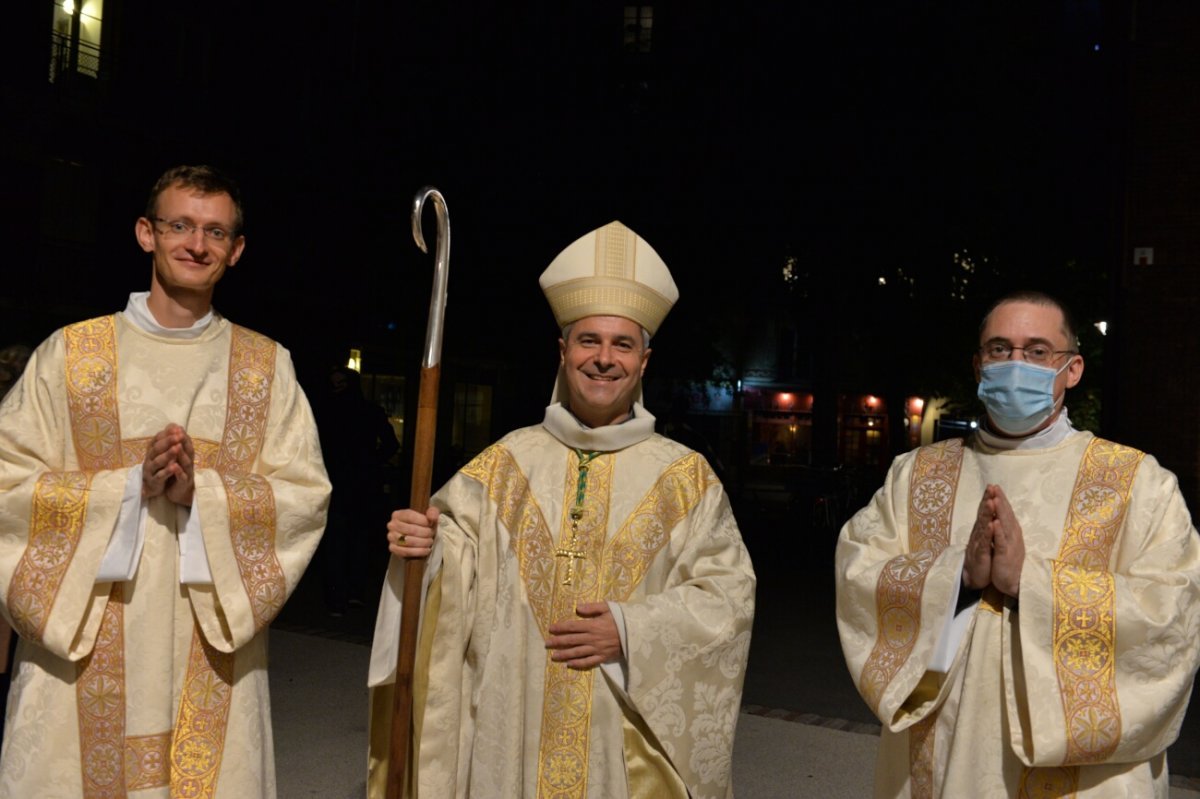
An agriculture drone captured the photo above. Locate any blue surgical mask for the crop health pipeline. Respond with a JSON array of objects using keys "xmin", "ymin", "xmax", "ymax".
[{"xmin": 977, "ymin": 359, "xmax": 1070, "ymax": 435}]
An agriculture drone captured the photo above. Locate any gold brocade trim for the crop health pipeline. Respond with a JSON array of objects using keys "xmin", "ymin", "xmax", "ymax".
[
  {"xmin": 64, "ymin": 316, "xmax": 123, "ymax": 471},
  {"xmin": 1019, "ymin": 439, "xmax": 1142, "ymax": 794},
  {"xmin": 460, "ymin": 445, "xmax": 558, "ymax": 637},
  {"xmin": 597, "ymin": 220, "xmax": 636, "ymax": 280},
  {"xmin": 535, "ymin": 451, "xmax": 615, "ymax": 799},
  {"xmin": 458, "ymin": 447, "xmax": 716, "ymax": 799},
  {"xmin": 194, "ymin": 439, "xmax": 220, "ymax": 468},
  {"xmin": 543, "ymin": 278, "xmax": 674, "ymax": 338},
  {"xmin": 120, "ymin": 437, "xmax": 221, "ymax": 469},
  {"xmin": 169, "ymin": 629, "xmax": 235, "ymax": 798},
  {"xmin": 1018, "ymin": 766, "xmax": 1080, "ymax": 798},
  {"xmin": 215, "ymin": 325, "xmax": 276, "ymax": 474},
  {"xmin": 858, "ymin": 439, "xmax": 964, "ymax": 715},
  {"xmin": 1052, "ymin": 440, "xmax": 1140, "ymax": 764},
  {"xmin": 216, "ymin": 325, "xmax": 285, "ymax": 630},
  {"xmin": 601, "ymin": 453, "xmax": 719, "ymax": 601},
  {"xmin": 126, "ymin": 732, "xmax": 171, "ymax": 790},
  {"xmin": 77, "ymin": 583, "xmax": 126, "ymax": 798},
  {"xmin": 60, "ymin": 321, "xmax": 279, "ymax": 796},
  {"xmin": 907, "ymin": 439, "xmax": 964, "ymax": 553},
  {"xmin": 62, "ymin": 317, "xmax": 130, "ymax": 797},
  {"xmin": 223, "ymin": 472, "xmax": 285, "ymax": 628},
  {"xmin": 908, "ymin": 714, "xmax": 937, "ymax": 799},
  {"xmin": 6, "ymin": 471, "xmax": 93, "ymax": 640}
]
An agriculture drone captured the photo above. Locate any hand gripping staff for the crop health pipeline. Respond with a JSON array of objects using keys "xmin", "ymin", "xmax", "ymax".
[{"xmin": 387, "ymin": 187, "xmax": 450, "ymax": 799}]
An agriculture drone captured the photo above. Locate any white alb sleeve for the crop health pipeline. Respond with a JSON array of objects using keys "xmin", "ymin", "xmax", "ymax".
[
  {"xmin": 929, "ymin": 551, "xmax": 975, "ymax": 673},
  {"xmin": 178, "ymin": 501, "xmax": 214, "ymax": 584},
  {"xmin": 599, "ymin": 600, "xmax": 630, "ymax": 693},
  {"xmin": 96, "ymin": 465, "xmax": 148, "ymax": 582}
]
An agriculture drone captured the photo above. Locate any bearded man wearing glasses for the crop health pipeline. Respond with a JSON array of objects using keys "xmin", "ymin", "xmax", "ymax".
[
  {"xmin": 836, "ymin": 290, "xmax": 1200, "ymax": 798},
  {"xmin": 0, "ymin": 165, "xmax": 330, "ymax": 797}
]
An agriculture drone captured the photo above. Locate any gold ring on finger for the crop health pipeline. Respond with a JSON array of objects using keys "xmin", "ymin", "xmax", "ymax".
[{"xmin": 397, "ymin": 533, "xmax": 406, "ymax": 545}]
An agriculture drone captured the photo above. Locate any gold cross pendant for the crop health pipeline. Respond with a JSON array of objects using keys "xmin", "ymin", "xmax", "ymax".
[{"xmin": 555, "ymin": 542, "xmax": 587, "ymax": 586}]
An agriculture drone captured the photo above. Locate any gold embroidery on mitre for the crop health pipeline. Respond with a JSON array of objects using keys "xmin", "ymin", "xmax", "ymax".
[
  {"xmin": 77, "ymin": 583, "xmax": 127, "ymax": 798},
  {"xmin": 1020, "ymin": 438, "xmax": 1142, "ymax": 794},
  {"xmin": 64, "ymin": 316, "xmax": 123, "ymax": 471},
  {"xmin": 125, "ymin": 732, "xmax": 171, "ymax": 790},
  {"xmin": 542, "ymin": 277, "xmax": 674, "ymax": 337},
  {"xmin": 596, "ymin": 220, "xmax": 636, "ymax": 280},
  {"xmin": 169, "ymin": 628, "xmax": 235, "ymax": 798},
  {"xmin": 859, "ymin": 439, "xmax": 964, "ymax": 717}
]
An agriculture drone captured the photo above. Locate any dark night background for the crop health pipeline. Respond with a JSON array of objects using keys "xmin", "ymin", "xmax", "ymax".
[
  {"xmin": 4, "ymin": 1, "xmax": 1125, "ymax": 418},
  {"xmin": 4, "ymin": 0, "xmax": 1200, "ymax": 786}
]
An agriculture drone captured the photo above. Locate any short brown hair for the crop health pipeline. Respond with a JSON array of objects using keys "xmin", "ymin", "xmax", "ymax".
[
  {"xmin": 144, "ymin": 165, "xmax": 244, "ymax": 233},
  {"xmin": 979, "ymin": 290, "xmax": 1079, "ymax": 350}
]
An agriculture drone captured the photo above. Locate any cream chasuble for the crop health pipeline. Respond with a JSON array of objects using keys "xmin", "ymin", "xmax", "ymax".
[
  {"xmin": 836, "ymin": 432, "xmax": 1200, "ymax": 798},
  {"xmin": 368, "ymin": 404, "xmax": 755, "ymax": 799},
  {"xmin": 0, "ymin": 313, "xmax": 330, "ymax": 797}
]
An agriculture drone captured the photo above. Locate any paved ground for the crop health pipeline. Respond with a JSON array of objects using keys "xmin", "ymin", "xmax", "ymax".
[
  {"xmin": 268, "ymin": 630, "xmax": 1200, "ymax": 798},
  {"xmin": 271, "ymin": 480, "xmax": 1200, "ymax": 796}
]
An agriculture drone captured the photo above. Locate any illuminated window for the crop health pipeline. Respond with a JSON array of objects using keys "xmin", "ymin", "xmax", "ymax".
[
  {"xmin": 50, "ymin": 0, "xmax": 104, "ymax": 82},
  {"xmin": 623, "ymin": 5, "xmax": 653, "ymax": 53}
]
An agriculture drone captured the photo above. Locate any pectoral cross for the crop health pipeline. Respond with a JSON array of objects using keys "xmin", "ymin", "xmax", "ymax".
[
  {"xmin": 556, "ymin": 534, "xmax": 587, "ymax": 586},
  {"xmin": 557, "ymin": 450, "xmax": 600, "ymax": 587},
  {"xmin": 557, "ymin": 504, "xmax": 587, "ymax": 585}
]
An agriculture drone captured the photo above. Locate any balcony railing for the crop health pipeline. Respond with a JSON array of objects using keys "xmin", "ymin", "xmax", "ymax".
[{"xmin": 49, "ymin": 30, "xmax": 105, "ymax": 84}]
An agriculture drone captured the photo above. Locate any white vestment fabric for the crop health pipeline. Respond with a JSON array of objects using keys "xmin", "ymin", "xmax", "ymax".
[
  {"xmin": 369, "ymin": 404, "xmax": 755, "ymax": 799},
  {"xmin": 836, "ymin": 431, "xmax": 1200, "ymax": 798},
  {"xmin": 0, "ymin": 311, "xmax": 330, "ymax": 798}
]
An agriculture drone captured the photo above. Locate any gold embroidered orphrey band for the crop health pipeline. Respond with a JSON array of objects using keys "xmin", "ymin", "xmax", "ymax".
[
  {"xmin": 858, "ymin": 438, "xmax": 965, "ymax": 722},
  {"xmin": 1018, "ymin": 438, "xmax": 1143, "ymax": 799},
  {"xmin": 906, "ymin": 439, "xmax": 965, "ymax": 799},
  {"xmin": 460, "ymin": 444, "xmax": 718, "ymax": 799},
  {"xmin": 49, "ymin": 316, "xmax": 280, "ymax": 797}
]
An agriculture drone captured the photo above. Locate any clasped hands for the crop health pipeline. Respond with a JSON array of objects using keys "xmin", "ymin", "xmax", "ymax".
[
  {"xmin": 962, "ymin": 484, "xmax": 1025, "ymax": 597},
  {"xmin": 385, "ymin": 507, "xmax": 621, "ymax": 669},
  {"xmin": 142, "ymin": 423, "xmax": 195, "ymax": 507}
]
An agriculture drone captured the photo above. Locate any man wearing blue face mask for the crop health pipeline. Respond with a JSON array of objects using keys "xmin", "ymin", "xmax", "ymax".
[{"xmin": 836, "ymin": 290, "xmax": 1200, "ymax": 798}]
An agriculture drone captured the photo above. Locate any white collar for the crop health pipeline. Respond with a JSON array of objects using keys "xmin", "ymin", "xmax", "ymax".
[
  {"xmin": 976, "ymin": 408, "xmax": 1076, "ymax": 450},
  {"xmin": 121, "ymin": 291, "xmax": 214, "ymax": 339},
  {"xmin": 542, "ymin": 402, "xmax": 656, "ymax": 452}
]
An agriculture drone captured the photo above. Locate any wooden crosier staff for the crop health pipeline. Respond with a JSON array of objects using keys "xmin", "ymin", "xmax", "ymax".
[{"xmin": 386, "ymin": 187, "xmax": 450, "ymax": 799}]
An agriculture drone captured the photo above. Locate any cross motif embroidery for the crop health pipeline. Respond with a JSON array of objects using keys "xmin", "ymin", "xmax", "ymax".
[
  {"xmin": 555, "ymin": 537, "xmax": 588, "ymax": 586},
  {"xmin": 557, "ymin": 450, "xmax": 600, "ymax": 586}
]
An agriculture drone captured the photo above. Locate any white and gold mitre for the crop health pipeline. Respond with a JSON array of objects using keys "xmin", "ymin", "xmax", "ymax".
[{"xmin": 539, "ymin": 221, "xmax": 678, "ymax": 336}]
